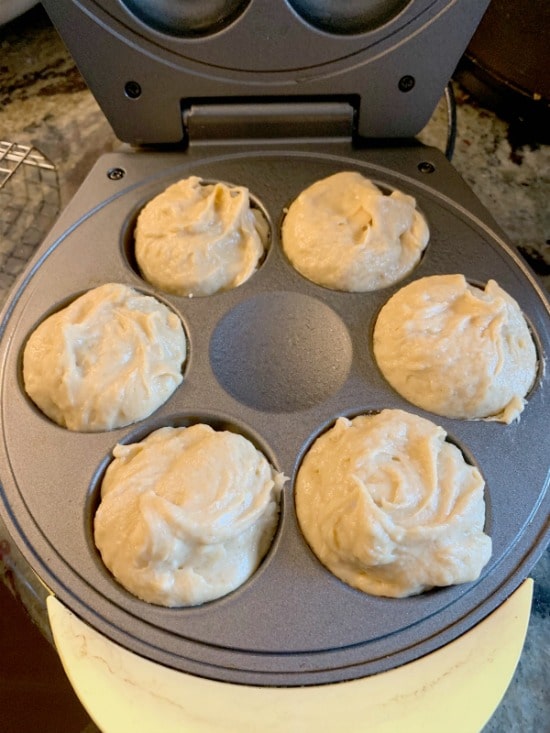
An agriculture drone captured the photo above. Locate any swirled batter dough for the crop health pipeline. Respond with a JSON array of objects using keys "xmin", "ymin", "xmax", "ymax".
[
  {"xmin": 373, "ymin": 275, "xmax": 537, "ymax": 422},
  {"xmin": 23, "ymin": 283, "xmax": 186, "ymax": 431},
  {"xmin": 135, "ymin": 176, "xmax": 267, "ymax": 297},
  {"xmin": 94, "ymin": 424, "xmax": 285, "ymax": 607},
  {"xmin": 295, "ymin": 410, "xmax": 492, "ymax": 598},
  {"xmin": 282, "ymin": 171, "xmax": 429, "ymax": 291}
]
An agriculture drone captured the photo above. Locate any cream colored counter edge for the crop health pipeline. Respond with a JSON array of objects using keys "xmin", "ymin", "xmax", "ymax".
[{"xmin": 47, "ymin": 581, "xmax": 533, "ymax": 733}]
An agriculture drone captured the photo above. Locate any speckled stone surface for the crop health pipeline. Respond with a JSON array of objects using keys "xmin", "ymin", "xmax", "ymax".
[
  {"xmin": 419, "ymin": 90, "xmax": 550, "ymax": 294},
  {"xmin": 0, "ymin": 5, "xmax": 548, "ymax": 732}
]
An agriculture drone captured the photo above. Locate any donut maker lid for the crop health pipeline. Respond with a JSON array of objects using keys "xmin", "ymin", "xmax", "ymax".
[
  {"xmin": 40, "ymin": 0, "xmax": 491, "ymax": 144},
  {"xmin": 0, "ymin": 142, "xmax": 548, "ymax": 687}
]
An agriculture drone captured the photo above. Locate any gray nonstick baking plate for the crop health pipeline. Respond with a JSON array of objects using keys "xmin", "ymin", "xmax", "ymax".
[{"xmin": 0, "ymin": 142, "xmax": 548, "ymax": 686}]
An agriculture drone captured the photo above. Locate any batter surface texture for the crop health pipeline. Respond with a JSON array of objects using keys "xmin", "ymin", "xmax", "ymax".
[
  {"xmin": 135, "ymin": 176, "xmax": 267, "ymax": 297},
  {"xmin": 94, "ymin": 424, "xmax": 285, "ymax": 607},
  {"xmin": 23, "ymin": 283, "xmax": 186, "ymax": 431},
  {"xmin": 295, "ymin": 409, "xmax": 492, "ymax": 598},
  {"xmin": 373, "ymin": 274, "xmax": 537, "ymax": 422},
  {"xmin": 282, "ymin": 171, "xmax": 429, "ymax": 291}
]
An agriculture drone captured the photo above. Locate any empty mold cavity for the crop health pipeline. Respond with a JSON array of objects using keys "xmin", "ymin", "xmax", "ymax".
[
  {"xmin": 120, "ymin": 0, "xmax": 250, "ymax": 38},
  {"xmin": 287, "ymin": 0, "xmax": 411, "ymax": 35},
  {"xmin": 126, "ymin": 177, "xmax": 271, "ymax": 298},
  {"xmin": 86, "ymin": 414, "xmax": 284, "ymax": 608},
  {"xmin": 210, "ymin": 291, "xmax": 353, "ymax": 412}
]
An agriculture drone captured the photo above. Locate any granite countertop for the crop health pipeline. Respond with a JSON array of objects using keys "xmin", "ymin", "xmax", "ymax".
[{"xmin": 0, "ymin": 5, "xmax": 548, "ymax": 732}]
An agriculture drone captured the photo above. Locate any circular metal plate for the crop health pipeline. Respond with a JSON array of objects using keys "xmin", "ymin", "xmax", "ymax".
[{"xmin": 0, "ymin": 146, "xmax": 548, "ymax": 686}]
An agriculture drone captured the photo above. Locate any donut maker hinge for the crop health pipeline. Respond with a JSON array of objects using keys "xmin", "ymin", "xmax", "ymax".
[{"xmin": 182, "ymin": 98, "xmax": 356, "ymax": 146}]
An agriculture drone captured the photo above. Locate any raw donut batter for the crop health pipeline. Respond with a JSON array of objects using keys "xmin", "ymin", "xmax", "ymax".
[
  {"xmin": 295, "ymin": 409, "xmax": 492, "ymax": 598},
  {"xmin": 94, "ymin": 424, "xmax": 285, "ymax": 606},
  {"xmin": 23, "ymin": 283, "xmax": 186, "ymax": 431},
  {"xmin": 135, "ymin": 176, "xmax": 267, "ymax": 297},
  {"xmin": 282, "ymin": 171, "xmax": 429, "ymax": 291},
  {"xmin": 373, "ymin": 274, "xmax": 537, "ymax": 422}
]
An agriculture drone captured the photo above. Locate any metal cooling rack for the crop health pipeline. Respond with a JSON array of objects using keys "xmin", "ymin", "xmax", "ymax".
[{"xmin": 0, "ymin": 141, "xmax": 60, "ymax": 306}]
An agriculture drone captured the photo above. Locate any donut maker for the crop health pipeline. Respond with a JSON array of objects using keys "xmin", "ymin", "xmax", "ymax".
[{"xmin": 1, "ymin": 1, "xmax": 549, "ymax": 729}]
